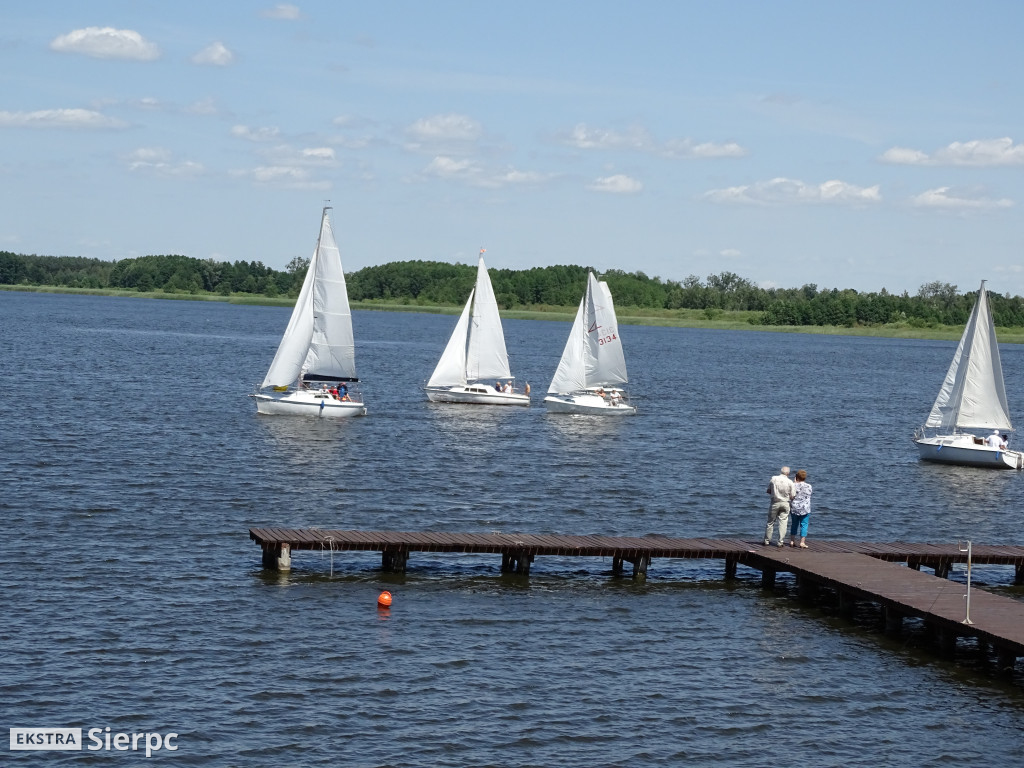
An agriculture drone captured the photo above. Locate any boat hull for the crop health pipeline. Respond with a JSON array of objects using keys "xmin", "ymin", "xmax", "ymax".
[
  {"xmin": 543, "ymin": 392, "xmax": 636, "ymax": 416},
  {"xmin": 425, "ymin": 385, "xmax": 529, "ymax": 407},
  {"xmin": 253, "ymin": 391, "xmax": 367, "ymax": 418},
  {"xmin": 914, "ymin": 435, "xmax": 1022, "ymax": 469}
]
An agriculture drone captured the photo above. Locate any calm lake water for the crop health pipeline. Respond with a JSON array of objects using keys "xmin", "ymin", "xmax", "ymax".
[{"xmin": 2, "ymin": 291, "xmax": 1023, "ymax": 767}]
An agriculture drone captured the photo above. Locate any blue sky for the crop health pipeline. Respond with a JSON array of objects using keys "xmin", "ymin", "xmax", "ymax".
[{"xmin": 3, "ymin": 1, "xmax": 1023, "ymax": 296}]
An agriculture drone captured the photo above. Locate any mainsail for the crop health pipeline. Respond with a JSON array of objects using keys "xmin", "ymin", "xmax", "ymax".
[
  {"xmin": 261, "ymin": 208, "xmax": 357, "ymax": 388},
  {"xmin": 427, "ymin": 255, "xmax": 512, "ymax": 387},
  {"xmin": 548, "ymin": 271, "xmax": 629, "ymax": 393},
  {"xmin": 924, "ymin": 281, "xmax": 1012, "ymax": 432}
]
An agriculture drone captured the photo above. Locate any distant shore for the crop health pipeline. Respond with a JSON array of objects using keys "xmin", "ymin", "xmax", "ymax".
[{"xmin": 5, "ymin": 283, "xmax": 1021, "ymax": 343}]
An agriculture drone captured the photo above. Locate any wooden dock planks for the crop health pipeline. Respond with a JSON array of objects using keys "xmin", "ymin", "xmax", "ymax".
[
  {"xmin": 248, "ymin": 528, "xmax": 1024, "ymax": 671},
  {"xmin": 249, "ymin": 528, "xmax": 1024, "ymax": 568}
]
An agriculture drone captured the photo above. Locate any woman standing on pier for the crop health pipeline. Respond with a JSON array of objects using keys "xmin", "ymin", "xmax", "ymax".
[{"xmin": 788, "ymin": 470, "xmax": 813, "ymax": 548}]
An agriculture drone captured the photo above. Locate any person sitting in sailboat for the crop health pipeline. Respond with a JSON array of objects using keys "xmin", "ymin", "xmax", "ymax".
[
  {"xmin": 1001, "ymin": 434, "xmax": 1010, "ymax": 450},
  {"xmin": 985, "ymin": 430, "xmax": 1002, "ymax": 448}
]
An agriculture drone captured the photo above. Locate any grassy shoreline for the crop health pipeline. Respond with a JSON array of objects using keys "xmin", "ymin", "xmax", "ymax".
[{"xmin": 5, "ymin": 283, "xmax": 1022, "ymax": 343}]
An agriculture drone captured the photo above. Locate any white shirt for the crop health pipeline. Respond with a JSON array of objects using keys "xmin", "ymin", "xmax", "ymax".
[
  {"xmin": 985, "ymin": 432, "xmax": 1002, "ymax": 448},
  {"xmin": 767, "ymin": 474, "xmax": 794, "ymax": 503}
]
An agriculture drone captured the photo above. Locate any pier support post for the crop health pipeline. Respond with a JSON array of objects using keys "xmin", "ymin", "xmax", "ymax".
[
  {"xmin": 837, "ymin": 591, "xmax": 855, "ymax": 618},
  {"xmin": 996, "ymin": 651, "xmax": 1017, "ymax": 676},
  {"xmin": 907, "ymin": 562, "xmax": 921, "ymax": 571},
  {"xmin": 934, "ymin": 562, "xmax": 951, "ymax": 579},
  {"xmin": 1015, "ymin": 563, "xmax": 1024, "ymax": 586},
  {"xmin": 381, "ymin": 548, "xmax": 409, "ymax": 573},
  {"xmin": 632, "ymin": 555, "xmax": 650, "ymax": 581},
  {"xmin": 883, "ymin": 606, "xmax": 902, "ymax": 634},
  {"xmin": 261, "ymin": 543, "xmax": 291, "ymax": 571},
  {"xmin": 761, "ymin": 568, "xmax": 776, "ymax": 590},
  {"xmin": 517, "ymin": 552, "xmax": 533, "ymax": 575},
  {"xmin": 724, "ymin": 556, "xmax": 737, "ymax": 581},
  {"xmin": 797, "ymin": 576, "xmax": 818, "ymax": 601},
  {"xmin": 611, "ymin": 555, "xmax": 624, "ymax": 575},
  {"xmin": 502, "ymin": 550, "xmax": 532, "ymax": 575},
  {"xmin": 930, "ymin": 624, "xmax": 957, "ymax": 657}
]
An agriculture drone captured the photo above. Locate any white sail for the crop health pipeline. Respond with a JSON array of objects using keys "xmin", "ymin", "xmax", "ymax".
[
  {"xmin": 548, "ymin": 271, "xmax": 629, "ymax": 393},
  {"xmin": 427, "ymin": 255, "xmax": 512, "ymax": 388},
  {"xmin": 427, "ymin": 289, "xmax": 474, "ymax": 388},
  {"xmin": 466, "ymin": 256, "xmax": 512, "ymax": 381},
  {"xmin": 590, "ymin": 278, "xmax": 629, "ymax": 386},
  {"xmin": 261, "ymin": 208, "xmax": 356, "ymax": 388},
  {"xmin": 548, "ymin": 286, "xmax": 588, "ymax": 394},
  {"xmin": 925, "ymin": 281, "xmax": 1012, "ymax": 431}
]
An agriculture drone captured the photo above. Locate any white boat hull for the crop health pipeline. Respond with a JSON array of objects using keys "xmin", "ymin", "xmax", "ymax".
[
  {"xmin": 914, "ymin": 435, "xmax": 1023, "ymax": 469},
  {"xmin": 543, "ymin": 392, "xmax": 636, "ymax": 416},
  {"xmin": 253, "ymin": 390, "xmax": 367, "ymax": 418},
  {"xmin": 425, "ymin": 385, "xmax": 529, "ymax": 407}
]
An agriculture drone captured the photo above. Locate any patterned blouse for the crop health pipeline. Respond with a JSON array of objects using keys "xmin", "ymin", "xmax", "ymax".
[{"xmin": 791, "ymin": 481, "xmax": 812, "ymax": 515}]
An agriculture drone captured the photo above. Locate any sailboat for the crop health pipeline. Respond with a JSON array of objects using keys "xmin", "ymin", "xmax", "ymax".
[
  {"xmin": 543, "ymin": 271, "xmax": 636, "ymax": 415},
  {"xmin": 913, "ymin": 281, "xmax": 1021, "ymax": 468},
  {"xmin": 424, "ymin": 251, "xmax": 529, "ymax": 406},
  {"xmin": 251, "ymin": 206, "xmax": 367, "ymax": 418}
]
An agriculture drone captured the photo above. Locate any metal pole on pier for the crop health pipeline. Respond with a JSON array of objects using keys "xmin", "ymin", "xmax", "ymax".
[{"xmin": 958, "ymin": 540, "xmax": 973, "ymax": 625}]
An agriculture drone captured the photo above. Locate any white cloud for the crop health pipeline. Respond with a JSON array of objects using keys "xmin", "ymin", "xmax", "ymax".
[
  {"xmin": 719, "ymin": 248, "xmax": 742, "ymax": 258},
  {"xmin": 704, "ymin": 177, "xmax": 881, "ymax": 205},
  {"xmin": 566, "ymin": 124, "xmax": 651, "ymax": 151},
  {"xmin": 327, "ymin": 115, "xmax": 379, "ymax": 149},
  {"xmin": 910, "ymin": 186, "xmax": 1013, "ymax": 209},
  {"xmin": 232, "ymin": 165, "xmax": 329, "ymax": 190},
  {"xmin": 879, "ymin": 146, "xmax": 929, "ymax": 165},
  {"xmin": 191, "ymin": 42, "xmax": 234, "ymax": 67},
  {"xmin": 300, "ymin": 147, "xmax": 335, "ymax": 162},
  {"xmin": 421, "ymin": 156, "xmax": 479, "ymax": 181},
  {"xmin": 50, "ymin": 27, "xmax": 159, "ymax": 60},
  {"xmin": 493, "ymin": 169, "xmax": 549, "ymax": 185},
  {"xmin": 0, "ymin": 108, "xmax": 126, "ymax": 129},
  {"xmin": 588, "ymin": 174, "xmax": 643, "ymax": 194},
  {"xmin": 407, "ymin": 114, "xmax": 482, "ymax": 147},
  {"xmin": 880, "ymin": 137, "xmax": 1024, "ymax": 166},
  {"xmin": 125, "ymin": 147, "xmax": 204, "ymax": 177},
  {"xmin": 665, "ymin": 139, "xmax": 747, "ymax": 159},
  {"xmin": 251, "ymin": 166, "xmax": 307, "ymax": 182},
  {"xmin": 261, "ymin": 4, "xmax": 302, "ymax": 19},
  {"xmin": 186, "ymin": 98, "xmax": 219, "ymax": 115},
  {"xmin": 258, "ymin": 144, "xmax": 337, "ymax": 166},
  {"xmin": 565, "ymin": 123, "xmax": 746, "ymax": 159},
  {"xmin": 418, "ymin": 156, "xmax": 551, "ymax": 188},
  {"xmin": 231, "ymin": 124, "xmax": 281, "ymax": 142}
]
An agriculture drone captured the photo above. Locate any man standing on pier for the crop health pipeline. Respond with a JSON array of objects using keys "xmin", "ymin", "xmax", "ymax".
[{"xmin": 764, "ymin": 466, "xmax": 795, "ymax": 547}]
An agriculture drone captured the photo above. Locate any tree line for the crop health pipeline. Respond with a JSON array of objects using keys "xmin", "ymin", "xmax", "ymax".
[{"xmin": 3, "ymin": 250, "xmax": 1024, "ymax": 328}]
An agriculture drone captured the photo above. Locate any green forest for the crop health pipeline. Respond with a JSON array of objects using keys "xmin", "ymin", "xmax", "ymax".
[{"xmin": 3, "ymin": 249, "xmax": 1024, "ymax": 329}]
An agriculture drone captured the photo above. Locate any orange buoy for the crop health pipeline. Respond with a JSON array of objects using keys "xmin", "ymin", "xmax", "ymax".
[{"xmin": 377, "ymin": 591, "xmax": 392, "ymax": 608}]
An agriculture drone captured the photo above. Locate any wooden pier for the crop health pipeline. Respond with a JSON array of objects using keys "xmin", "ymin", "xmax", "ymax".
[{"xmin": 250, "ymin": 528, "xmax": 1024, "ymax": 673}]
